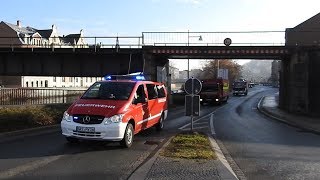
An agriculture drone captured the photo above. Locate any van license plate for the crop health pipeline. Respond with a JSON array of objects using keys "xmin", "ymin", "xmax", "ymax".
[{"xmin": 76, "ymin": 126, "xmax": 95, "ymax": 132}]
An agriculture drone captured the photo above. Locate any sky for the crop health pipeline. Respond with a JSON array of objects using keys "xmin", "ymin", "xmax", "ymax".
[{"xmin": 1, "ymin": 0, "xmax": 319, "ymax": 70}]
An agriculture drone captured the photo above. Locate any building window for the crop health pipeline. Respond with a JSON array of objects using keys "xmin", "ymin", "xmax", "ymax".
[
  {"xmin": 36, "ymin": 81, "xmax": 39, "ymax": 87},
  {"xmin": 62, "ymin": 77, "xmax": 65, "ymax": 82},
  {"xmin": 41, "ymin": 81, "xmax": 43, "ymax": 87},
  {"xmin": 31, "ymin": 81, "xmax": 34, "ymax": 87},
  {"xmin": 53, "ymin": 77, "xmax": 56, "ymax": 82},
  {"xmin": 70, "ymin": 77, "xmax": 73, "ymax": 82},
  {"xmin": 26, "ymin": 82, "xmax": 28, "ymax": 87},
  {"xmin": 75, "ymin": 78, "xmax": 78, "ymax": 82},
  {"xmin": 45, "ymin": 80, "xmax": 48, "ymax": 87}
]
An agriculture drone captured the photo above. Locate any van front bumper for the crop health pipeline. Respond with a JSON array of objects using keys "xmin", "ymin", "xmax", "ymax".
[{"xmin": 61, "ymin": 120, "xmax": 127, "ymax": 141}]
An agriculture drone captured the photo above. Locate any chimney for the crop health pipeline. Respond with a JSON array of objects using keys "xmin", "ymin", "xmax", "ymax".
[{"xmin": 17, "ymin": 20, "xmax": 21, "ymax": 27}]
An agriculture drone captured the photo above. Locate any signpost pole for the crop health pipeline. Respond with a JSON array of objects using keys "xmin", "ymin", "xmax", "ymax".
[
  {"xmin": 191, "ymin": 78, "xmax": 194, "ymax": 131},
  {"xmin": 184, "ymin": 77, "xmax": 202, "ymax": 132}
]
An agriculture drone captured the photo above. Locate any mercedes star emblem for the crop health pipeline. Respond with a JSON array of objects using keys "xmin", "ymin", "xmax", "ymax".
[{"xmin": 83, "ymin": 116, "xmax": 91, "ymax": 123}]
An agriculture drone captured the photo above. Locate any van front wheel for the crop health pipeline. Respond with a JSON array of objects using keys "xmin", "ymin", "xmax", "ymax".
[{"xmin": 120, "ymin": 123, "xmax": 134, "ymax": 148}]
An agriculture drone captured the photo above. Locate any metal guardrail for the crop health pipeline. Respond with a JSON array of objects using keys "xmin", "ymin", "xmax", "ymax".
[
  {"xmin": 142, "ymin": 31, "xmax": 287, "ymax": 46},
  {"xmin": 0, "ymin": 88, "xmax": 86, "ymax": 105},
  {"xmin": 1, "ymin": 31, "xmax": 320, "ymax": 50}
]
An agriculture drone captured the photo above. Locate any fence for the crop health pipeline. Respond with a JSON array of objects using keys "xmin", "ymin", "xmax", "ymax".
[
  {"xmin": 0, "ymin": 36, "xmax": 143, "ymax": 50},
  {"xmin": 142, "ymin": 31, "xmax": 286, "ymax": 46},
  {"xmin": 0, "ymin": 88, "xmax": 86, "ymax": 105}
]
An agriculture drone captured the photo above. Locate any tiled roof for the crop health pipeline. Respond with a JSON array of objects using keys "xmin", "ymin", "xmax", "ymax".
[
  {"xmin": 61, "ymin": 34, "xmax": 81, "ymax": 45},
  {"xmin": 3, "ymin": 21, "xmax": 35, "ymax": 35},
  {"xmin": 37, "ymin": 29, "xmax": 53, "ymax": 39}
]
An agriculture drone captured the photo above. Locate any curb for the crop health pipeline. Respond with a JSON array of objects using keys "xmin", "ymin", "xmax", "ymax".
[
  {"xmin": 257, "ymin": 96, "xmax": 286, "ymax": 122},
  {"xmin": 128, "ymin": 135, "xmax": 175, "ymax": 180},
  {"xmin": 207, "ymin": 133, "xmax": 240, "ymax": 180},
  {"xmin": 0, "ymin": 124, "xmax": 60, "ymax": 141},
  {"xmin": 257, "ymin": 96, "xmax": 320, "ymax": 134}
]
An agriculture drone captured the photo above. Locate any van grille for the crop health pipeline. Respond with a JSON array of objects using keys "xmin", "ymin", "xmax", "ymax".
[{"xmin": 73, "ymin": 115, "xmax": 105, "ymax": 124}]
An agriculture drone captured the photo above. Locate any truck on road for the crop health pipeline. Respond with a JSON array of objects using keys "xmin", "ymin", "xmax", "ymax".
[
  {"xmin": 233, "ymin": 79, "xmax": 248, "ymax": 96},
  {"xmin": 200, "ymin": 78, "xmax": 229, "ymax": 105}
]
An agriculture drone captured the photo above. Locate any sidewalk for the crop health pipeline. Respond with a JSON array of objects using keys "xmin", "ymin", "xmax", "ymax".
[
  {"xmin": 129, "ymin": 134, "xmax": 239, "ymax": 180},
  {"xmin": 258, "ymin": 96, "xmax": 320, "ymax": 134}
]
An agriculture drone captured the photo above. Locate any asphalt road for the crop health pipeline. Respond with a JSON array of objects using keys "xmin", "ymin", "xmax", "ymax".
[
  {"xmin": 0, "ymin": 100, "xmax": 217, "ymax": 180},
  {"xmin": 2, "ymin": 86, "xmax": 319, "ymax": 180},
  {"xmin": 213, "ymin": 86, "xmax": 320, "ymax": 180}
]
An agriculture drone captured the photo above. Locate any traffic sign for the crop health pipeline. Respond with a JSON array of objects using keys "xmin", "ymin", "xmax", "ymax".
[
  {"xmin": 184, "ymin": 78, "xmax": 202, "ymax": 95},
  {"xmin": 224, "ymin": 38, "xmax": 232, "ymax": 46}
]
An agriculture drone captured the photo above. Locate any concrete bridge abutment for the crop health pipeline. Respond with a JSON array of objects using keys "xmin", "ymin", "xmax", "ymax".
[{"xmin": 280, "ymin": 48, "xmax": 320, "ymax": 117}]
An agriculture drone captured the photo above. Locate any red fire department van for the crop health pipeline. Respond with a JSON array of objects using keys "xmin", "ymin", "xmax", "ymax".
[
  {"xmin": 200, "ymin": 78, "xmax": 229, "ymax": 105},
  {"xmin": 61, "ymin": 74, "xmax": 168, "ymax": 148}
]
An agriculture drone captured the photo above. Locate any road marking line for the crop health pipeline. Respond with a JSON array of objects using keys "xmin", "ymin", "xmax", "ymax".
[
  {"xmin": 178, "ymin": 113, "xmax": 211, "ymax": 130},
  {"xmin": 192, "ymin": 126, "xmax": 208, "ymax": 129},
  {"xmin": 181, "ymin": 126, "xmax": 208, "ymax": 131},
  {"xmin": 178, "ymin": 105, "xmax": 226, "ymax": 130},
  {"xmin": 210, "ymin": 114, "xmax": 216, "ymax": 135},
  {"xmin": 0, "ymin": 155, "xmax": 64, "ymax": 179},
  {"xmin": 194, "ymin": 122, "xmax": 208, "ymax": 125}
]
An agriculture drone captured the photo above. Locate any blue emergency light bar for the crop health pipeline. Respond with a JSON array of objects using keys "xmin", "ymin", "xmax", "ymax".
[{"xmin": 104, "ymin": 73, "xmax": 146, "ymax": 81}]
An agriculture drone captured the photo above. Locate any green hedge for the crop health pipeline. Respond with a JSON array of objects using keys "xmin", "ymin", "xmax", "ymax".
[{"xmin": 0, "ymin": 104, "xmax": 71, "ymax": 133}]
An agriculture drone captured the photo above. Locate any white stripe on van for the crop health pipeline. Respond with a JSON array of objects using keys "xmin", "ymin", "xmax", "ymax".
[{"xmin": 137, "ymin": 112, "xmax": 162, "ymax": 125}]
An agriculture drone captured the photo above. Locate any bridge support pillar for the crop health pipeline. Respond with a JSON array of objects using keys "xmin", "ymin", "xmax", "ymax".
[
  {"xmin": 308, "ymin": 50, "xmax": 320, "ymax": 117},
  {"xmin": 280, "ymin": 49, "xmax": 320, "ymax": 117},
  {"xmin": 143, "ymin": 54, "xmax": 169, "ymax": 82}
]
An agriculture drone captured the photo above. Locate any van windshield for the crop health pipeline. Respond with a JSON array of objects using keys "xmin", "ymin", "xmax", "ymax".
[{"xmin": 81, "ymin": 82, "xmax": 135, "ymax": 100}]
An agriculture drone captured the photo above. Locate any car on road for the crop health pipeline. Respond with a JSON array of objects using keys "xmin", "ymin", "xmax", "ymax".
[{"xmin": 61, "ymin": 74, "xmax": 168, "ymax": 148}]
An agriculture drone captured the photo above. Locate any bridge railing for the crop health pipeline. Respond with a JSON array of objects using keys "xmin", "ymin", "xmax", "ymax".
[
  {"xmin": 142, "ymin": 31, "xmax": 286, "ymax": 46},
  {"xmin": 0, "ymin": 88, "xmax": 86, "ymax": 105},
  {"xmin": 0, "ymin": 36, "xmax": 143, "ymax": 51},
  {"xmin": 2, "ymin": 31, "xmax": 320, "ymax": 49}
]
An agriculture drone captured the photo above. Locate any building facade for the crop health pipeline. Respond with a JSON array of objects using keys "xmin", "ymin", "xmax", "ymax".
[
  {"xmin": 0, "ymin": 20, "xmax": 91, "ymax": 88},
  {"xmin": 286, "ymin": 13, "xmax": 320, "ymax": 46}
]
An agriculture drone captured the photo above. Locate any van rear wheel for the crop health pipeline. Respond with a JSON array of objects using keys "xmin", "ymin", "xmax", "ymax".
[{"xmin": 120, "ymin": 123, "xmax": 134, "ymax": 148}]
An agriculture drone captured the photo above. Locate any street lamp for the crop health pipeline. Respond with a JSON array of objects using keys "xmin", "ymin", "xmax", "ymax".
[{"xmin": 187, "ymin": 30, "xmax": 202, "ymax": 79}]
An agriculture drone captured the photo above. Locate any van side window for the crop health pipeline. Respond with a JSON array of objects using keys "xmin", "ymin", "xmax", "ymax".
[
  {"xmin": 146, "ymin": 84, "xmax": 158, "ymax": 100},
  {"xmin": 157, "ymin": 85, "xmax": 166, "ymax": 98},
  {"xmin": 134, "ymin": 84, "xmax": 146, "ymax": 102}
]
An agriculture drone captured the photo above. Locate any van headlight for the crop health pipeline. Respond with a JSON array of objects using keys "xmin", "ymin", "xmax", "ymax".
[
  {"xmin": 63, "ymin": 111, "xmax": 72, "ymax": 122},
  {"xmin": 104, "ymin": 114, "xmax": 124, "ymax": 125}
]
